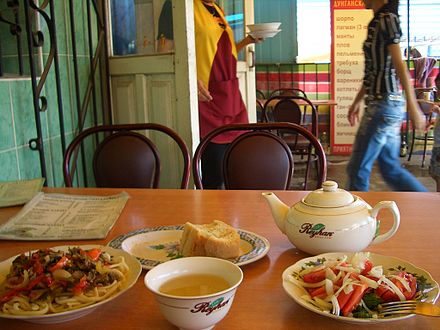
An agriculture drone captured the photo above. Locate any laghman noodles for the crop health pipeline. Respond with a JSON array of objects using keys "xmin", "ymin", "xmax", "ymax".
[{"xmin": 0, "ymin": 247, "xmax": 129, "ymax": 315}]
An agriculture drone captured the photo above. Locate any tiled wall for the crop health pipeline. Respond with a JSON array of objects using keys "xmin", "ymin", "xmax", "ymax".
[{"xmin": 0, "ymin": 1, "xmax": 100, "ymax": 187}]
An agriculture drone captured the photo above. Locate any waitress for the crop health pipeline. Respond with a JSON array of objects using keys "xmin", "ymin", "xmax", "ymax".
[{"xmin": 157, "ymin": 0, "xmax": 261, "ymax": 189}]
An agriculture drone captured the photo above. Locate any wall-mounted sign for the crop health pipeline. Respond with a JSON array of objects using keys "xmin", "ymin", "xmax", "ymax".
[{"xmin": 330, "ymin": 1, "xmax": 372, "ymax": 155}]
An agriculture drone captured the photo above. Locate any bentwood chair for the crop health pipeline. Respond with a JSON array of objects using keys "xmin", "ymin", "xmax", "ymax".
[
  {"xmin": 63, "ymin": 123, "xmax": 191, "ymax": 188},
  {"xmin": 262, "ymin": 95, "xmax": 319, "ymax": 188},
  {"xmin": 268, "ymin": 88, "xmax": 308, "ymax": 99},
  {"xmin": 407, "ymin": 100, "xmax": 437, "ymax": 167},
  {"xmin": 256, "ymin": 99, "xmax": 265, "ymax": 122},
  {"xmin": 193, "ymin": 122, "xmax": 326, "ymax": 190}
]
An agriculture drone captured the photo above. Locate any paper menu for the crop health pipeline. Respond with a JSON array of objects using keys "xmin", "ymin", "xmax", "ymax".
[
  {"xmin": 0, "ymin": 178, "xmax": 45, "ymax": 208},
  {"xmin": 0, "ymin": 192, "xmax": 129, "ymax": 240}
]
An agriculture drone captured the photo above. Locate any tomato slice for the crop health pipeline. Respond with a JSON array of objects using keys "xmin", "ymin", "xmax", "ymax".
[
  {"xmin": 341, "ymin": 283, "xmax": 369, "ymax": 316},
  {"xmin": 360, "ymin": 260, "xmax": 373, "ymax": 275},
  {"xmin": 375, "ymin": 271, "xmax": 417, "ymax": 302},
  {"xmin": 302, "ymin": 269, "xmax": 326, "ymax": 283}
]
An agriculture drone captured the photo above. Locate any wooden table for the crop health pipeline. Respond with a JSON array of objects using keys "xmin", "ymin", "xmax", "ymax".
[{"xmin": 1, "ymin": 188, "xmax": 440, "ymax": 329}]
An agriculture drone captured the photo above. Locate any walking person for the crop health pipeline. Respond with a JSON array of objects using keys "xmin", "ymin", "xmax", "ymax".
[{"xmin": 346, "ymin": 0, "xmax": 428, "ymax": 191}]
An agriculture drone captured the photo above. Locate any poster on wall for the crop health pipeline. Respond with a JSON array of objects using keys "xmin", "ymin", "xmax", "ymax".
[{"xmin": 330, "ymin": 1, "xmax": 372, "ymax": 155}]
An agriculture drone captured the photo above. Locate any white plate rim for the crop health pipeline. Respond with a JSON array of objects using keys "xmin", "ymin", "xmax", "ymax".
[
  {"xmin": 282, "ymin": 252, "xmax": 440, "ymax": 324},
  {"xmin": 108, "ymin": 225, "xmax": 270, "ymax": 269},
  {"xmin": 0, "ymin": 244, "xmax": 142, "ymax": 323}
]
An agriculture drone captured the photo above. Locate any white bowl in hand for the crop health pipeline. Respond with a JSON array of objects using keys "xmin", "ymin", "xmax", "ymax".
[
  {"xmin": 247, "ymin": 22, "xmax": 281, "ymax": 32},
  {"xmin": 145, "ymin": 257, "xmax": 243, "ymax": 330}
]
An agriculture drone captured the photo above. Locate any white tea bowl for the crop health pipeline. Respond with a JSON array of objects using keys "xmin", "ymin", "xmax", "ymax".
[{"xmin": 144, "ymin": 257, "xmax": 243, "ymax": 330}]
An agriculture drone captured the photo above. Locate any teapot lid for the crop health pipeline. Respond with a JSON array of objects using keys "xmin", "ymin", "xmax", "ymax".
[{"xmin": 303, "ymin": 181, "xmax": 355, "ymax": 207}]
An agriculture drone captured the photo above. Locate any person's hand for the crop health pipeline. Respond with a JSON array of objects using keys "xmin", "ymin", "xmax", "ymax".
[
  {"xmin": 247, "ymin": 35, "xmax": 264, "ymax": 44},
  {"xmin": 197, "ymin": 80, "xmax": 212, "ymax": 102},
  {"xmin": 347, "ymin": 102, "xmax": 361, "ymax": 126},
  {"xmin": 408, "ymin": 101, "xmax": 426, "ymax": 132}
]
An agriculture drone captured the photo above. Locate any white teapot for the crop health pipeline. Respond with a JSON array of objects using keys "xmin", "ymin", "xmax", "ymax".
[{"xmin": 262, "ymin": 181, "xmax": 400, "ymax": 255}]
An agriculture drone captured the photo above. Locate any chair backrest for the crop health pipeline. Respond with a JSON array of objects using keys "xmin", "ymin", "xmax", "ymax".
[
  {"xmin": 263, "ymin": 95, "xmax": 319, "ymax": 137},
  {"xmin": 256, "ymin": 99, "xmax": 264, "ymax": 122},
  {"xmin": 268, "ymin": 88, "xmax": 308, "ymax": 99},
  {"xmin": 256, "ymin": 89, "xmax": 266, "ymax": 100},
  {"xmin": 193, "ymin": 122, "xmax": 326, "ymax": 190},
  {"xmin": 63, "ymin": 123, "xmax": 191, "ymax": 189}
]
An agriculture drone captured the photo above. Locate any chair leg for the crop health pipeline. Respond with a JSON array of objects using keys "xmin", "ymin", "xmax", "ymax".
[
  {"xmin": 407, "ymin": 129, "xmax": 415, "ymax": 162},
  {"xmin": 422, "ymin": 131, "xmax": 429, "ymax": 167}
]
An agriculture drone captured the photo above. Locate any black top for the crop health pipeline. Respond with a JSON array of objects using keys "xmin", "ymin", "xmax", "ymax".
[
  {"xmin": 157, "ymin": 0, "xmax": 173, "ymax": 40},
  {"xmin": 363, "ymin": 3, "xmax": 402, "ymax": 96},
  {"xmin": 157, "ymin": 1, "xmax": 225, "ymax": 40}
]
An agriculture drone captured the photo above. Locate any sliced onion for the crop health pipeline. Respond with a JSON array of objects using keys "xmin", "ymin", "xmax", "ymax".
[
  {"xmin": 351, "ymin": 252, "xmax": 370, "ymax": 270},
  {"xmin": 313, "ymin": 297, "xmax": 332, "ymax": 311},
  {"xmin": 359, "ymin": 274, "xmax": 379, "ymax": 289},
  {"xmin": 52, "ymin": 269, "xmax": 72, "ymax": 280},
  {"xmin": 325, "ymin": 268, "xmax": 337, "ymax": 281},
  {"xmin": 325, "ymin": 279, "xmax": 334, "ymax": 297},
  {"xmin": 369, "ymin": 265, "xmax": 383, "ymax": 278},
  {"xmin": 331, "ymin": 295, "xmax": 340, "ymax": 315},
  {"xmin": 336, "ymin": 265, "xmax": 360, "ymax": 273}
]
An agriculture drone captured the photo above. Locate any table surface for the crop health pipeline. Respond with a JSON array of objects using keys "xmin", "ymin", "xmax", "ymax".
[{"xmin": 1, "ymin": 188, "xmax": 440, "ymax": 330}]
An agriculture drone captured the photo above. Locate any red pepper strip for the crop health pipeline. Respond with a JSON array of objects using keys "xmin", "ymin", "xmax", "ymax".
[
  {"xmin": 49, "ymin": 256, "xmax": 69, "ymax": 272},
  {"xmin": 0, "ymin": 274, "xmax": 45, "ymax": 303},
  {"xmin": 341, "ymin": 283, "xmax": 369, "ymax": 316},
  {"xmin": 0, "ymin": 289, "xmax": 20, "ymax": 303},
  {"xmin": 85, "ymin": 248, "xmax": 102, "ymax": 261},
  {"xmin": 302, "ymin": 269, "xmax": 327, "ymax": 283},
  {"xmin": 72, "ymin": 276, "xmax": 88, "ymax": 296}
]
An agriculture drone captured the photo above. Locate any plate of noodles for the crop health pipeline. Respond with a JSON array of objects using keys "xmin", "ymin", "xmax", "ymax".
[{"xmin": 0, "ymin": 245, "xmax": 142, "ymax": 324}]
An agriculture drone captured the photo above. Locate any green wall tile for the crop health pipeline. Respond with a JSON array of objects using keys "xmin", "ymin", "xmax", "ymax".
[
  {"xmin": 0, "ymin": 82, "xmax": 15, "ymax": 151},
  {"xmin": 17, "ymin": 145, "xmax": 43, "ymax": 180},
  {"xmin": 10, "ymin": 80, "xmax": 36, "ymax": 147},
  {"xmin": 0, "ymin": 150, "xmax": 19, "ymax": 181}
]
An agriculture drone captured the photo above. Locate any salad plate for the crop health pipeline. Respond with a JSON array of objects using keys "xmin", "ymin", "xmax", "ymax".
[
  {"xmin": 108, "ymin": 225, "xmax": 270, "ymax": 269},
  {"xmin": 282, "ymin": 252, "xmax": 440, "ymax": 323},
  {"xmin": 0, "ymin": 245, "xmax": 142, "ymax": 324}
]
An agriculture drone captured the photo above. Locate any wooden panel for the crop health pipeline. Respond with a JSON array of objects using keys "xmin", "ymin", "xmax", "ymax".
[
  {"xmin": 111, "ymin": 76, "xmax": 137, "ymax": 123},
  {"xmin": 148, "ymin": 76, "xmax": 182, "ymax": 188}
]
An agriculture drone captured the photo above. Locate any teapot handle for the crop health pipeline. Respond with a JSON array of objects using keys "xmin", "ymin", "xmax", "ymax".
[{"xmin": 370, "ymin": 201, "xmax": 400, "ymax": 245}]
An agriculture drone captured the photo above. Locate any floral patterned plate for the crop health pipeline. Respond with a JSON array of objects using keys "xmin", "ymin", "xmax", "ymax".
[{"xmin": 108, "ymin": 225, "xmax": 270, "ymax": 269}]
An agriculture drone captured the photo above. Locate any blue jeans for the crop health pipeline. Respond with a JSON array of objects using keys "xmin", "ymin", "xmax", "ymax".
[{"xmin": 346, "ymin": 98, "xmax": 428, "ymax": 191}]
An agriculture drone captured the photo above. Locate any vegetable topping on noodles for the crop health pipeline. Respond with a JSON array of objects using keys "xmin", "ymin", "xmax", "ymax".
[
  {"xmin": 286, "ymin": 252, "xmax": 432, "ymax": 318},
  {"xmin": 0, "ymin": 247, "xmax": 129, "ymax": 315}
]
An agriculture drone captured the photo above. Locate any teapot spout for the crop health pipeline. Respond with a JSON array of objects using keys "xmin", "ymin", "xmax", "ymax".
[{"xmin": 262, "ymin": 192, "xmax": 290, "ymax": 234}]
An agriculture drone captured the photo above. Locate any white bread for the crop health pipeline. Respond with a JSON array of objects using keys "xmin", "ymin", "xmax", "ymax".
[{"xmin": 179, "ymin": 220, "xmax": 241, "ymax": 259}]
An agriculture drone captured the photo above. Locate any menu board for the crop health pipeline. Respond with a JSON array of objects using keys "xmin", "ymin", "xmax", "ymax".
[{"xmin": 331, "ymin": 2, "xmax": 372, "ymax": 155}]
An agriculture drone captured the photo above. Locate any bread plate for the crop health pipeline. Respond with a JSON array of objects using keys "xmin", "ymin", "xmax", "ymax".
[
  {"xmin": 0, "ymin": 245, "xmax": 142, "ymax": 324},
  {"xmin": 282, "ymin": 252, "xmax": 439, "ymax": 324},
  {"xmin": 108, "ymin": 225, "xmax": 270, "ymax": 269}
]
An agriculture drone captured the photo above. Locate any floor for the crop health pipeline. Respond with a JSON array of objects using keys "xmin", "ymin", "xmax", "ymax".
[{"xmin": 324, "ymin": 153, "xmax": 436, "ymax": 192}]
